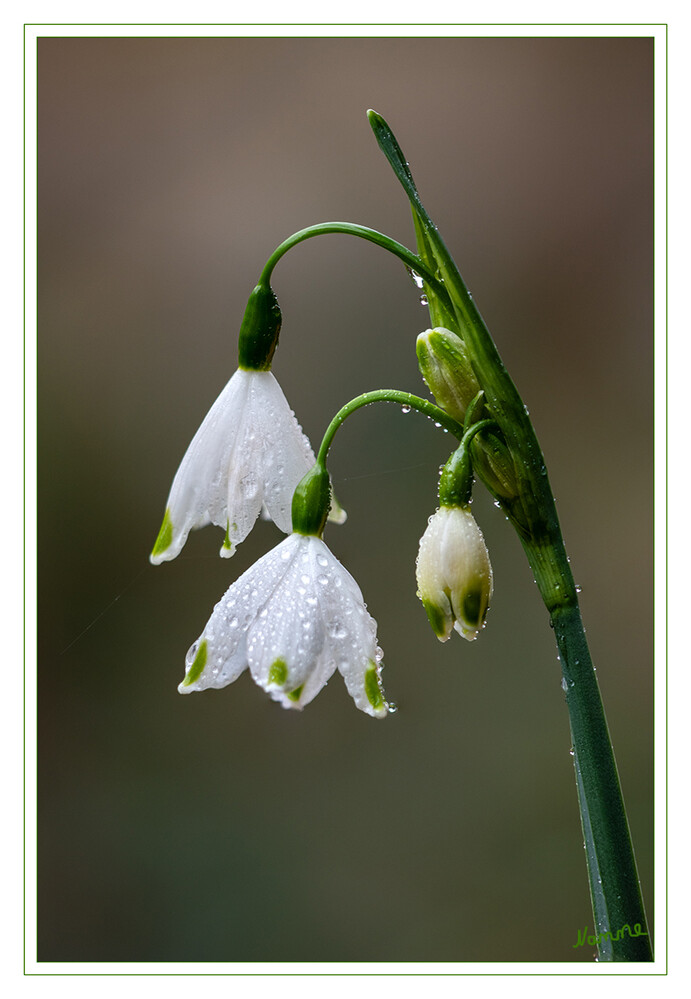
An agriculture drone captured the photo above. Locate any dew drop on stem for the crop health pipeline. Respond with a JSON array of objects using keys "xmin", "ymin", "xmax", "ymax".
[{"xmin": 405, "ymin": 267, "xmax": 425, "ymax": 290}]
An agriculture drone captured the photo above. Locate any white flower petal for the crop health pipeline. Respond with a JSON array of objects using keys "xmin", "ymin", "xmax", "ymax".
[
  {"xmin": 178, "ymin": 534, "xmax": 298, "ymax": 693},
  {"xmin": 248, "ymin": 537, "xmax": 334, "ymax": 708},
  {"xmin": 308, "ymin": 541, "xmax": 387, "ymax": 718},
  {"xmin": 151, "ymin": 370, "xmax": 319, "ymax": 564}
]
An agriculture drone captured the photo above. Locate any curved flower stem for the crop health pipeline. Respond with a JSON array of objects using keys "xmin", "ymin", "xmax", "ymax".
[
  {"xmin": 368, "ymin": 109, "xmax": 652, "ymax": 961},
  {"xmin": 258, "ymin": 221, "xmax": 451, "ymax": 309},
  {"xmin": 440, "ymin": 418, "xmax": 499, "ymax": 507},
  {"xmin": 316, "ymin": 389, "xmax": 464, "ymax": 467}
]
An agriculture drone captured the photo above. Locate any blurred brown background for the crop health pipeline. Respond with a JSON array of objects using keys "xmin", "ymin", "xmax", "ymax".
[{"xmin": 37, "ymin": 35, "xmax": 654, "ymax": 963}]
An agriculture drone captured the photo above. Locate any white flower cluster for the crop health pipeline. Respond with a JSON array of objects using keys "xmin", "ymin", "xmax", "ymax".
[
  {"xmin": 151, "ymin": 368, "xmax": 387, "ymax": 717},
  {"xmin": 152, "ymin": 352, "xmax": 494, "ymax": 717}
]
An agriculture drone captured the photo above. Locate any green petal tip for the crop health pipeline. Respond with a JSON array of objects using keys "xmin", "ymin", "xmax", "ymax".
[
  {"xmin": 151, "ymin": 508, "xmax": 173, "ymax": 560},
  {"xmin": 181, "ymin": 640, "xmax": 207, "ymax": 688}
]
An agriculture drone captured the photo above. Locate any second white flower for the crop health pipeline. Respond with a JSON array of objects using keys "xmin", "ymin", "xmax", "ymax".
[{"xmin": 179, "ymin": 532, "xmax": 389, "ymax": 718}]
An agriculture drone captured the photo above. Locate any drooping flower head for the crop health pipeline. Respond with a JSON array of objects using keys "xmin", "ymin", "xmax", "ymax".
[
  {"xmin": 179, "ymin": 531, "xmax": 389, "ymax": 717},
  {"xmin": 416, "ymin": 505, "xmax": 493, "ymax": 642},
  {"xmin": 150, "ymin": 368, "xmax": 332, "ymax": 563},
  {"xmin": 150, "ymin": 282, "xmax": 344, "ymax": 564},
  {"xmin": 179, "ymin": 463, "xmax": 389, "ymax": 717},
  {"xmin": 416, "ymin": 432, "xmax": 493, "ymax": 642}
]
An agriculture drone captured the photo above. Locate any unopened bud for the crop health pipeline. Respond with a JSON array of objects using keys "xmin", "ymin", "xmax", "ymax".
[
  {"xmin": 471, "ymin": 429, "xmax": 520, "ymax": 502},
  {"xmin": 416, "ymin": 327, "xmax": 480, "ymax": 422},
  {"xmin": 416, "ymin": 505, "xmax": 493, "ymax": 642}
]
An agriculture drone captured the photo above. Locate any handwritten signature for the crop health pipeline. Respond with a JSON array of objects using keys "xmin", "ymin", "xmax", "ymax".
[{"xmin": 573, "ymin": 923, "xmax": 648, "ymax": 949}]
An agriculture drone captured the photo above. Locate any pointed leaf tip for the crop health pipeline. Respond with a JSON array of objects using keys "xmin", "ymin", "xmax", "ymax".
[{"xmin": 366, "ymin": 110, "xmax": 420, "ymax": 206}]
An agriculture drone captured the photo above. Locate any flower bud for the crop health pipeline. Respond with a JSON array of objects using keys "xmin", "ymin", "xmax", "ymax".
[
  {"xmin": 416, "ymin": 505, "xmax": 493, "ymax": 642},
  {"xmin": 416, "ymin": 327, "xmax": 480, "ymax": 422},
  {"xmin": 417, "ymin": 328, "xmax": 522, "ymax": 505},
  {"xmin": 470, "ymin": 429, "xmax": 521, "ymax": 503}
]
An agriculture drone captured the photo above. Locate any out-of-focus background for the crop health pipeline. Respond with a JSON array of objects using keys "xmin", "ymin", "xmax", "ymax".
[{"xmin": 37, "ymin": 35, "xmax": 654, "ymax": 963}]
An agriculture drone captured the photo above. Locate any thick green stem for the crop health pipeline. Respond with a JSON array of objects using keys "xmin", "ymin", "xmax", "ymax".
[
  {"xmin": 522, "ymin": 533, "xmax": 651, "ymax": 962},
  {"xmin": 368, "ymin": 108, "xmax": 652, "ymax": 961},
  {"xmin": 550, "ymin": 599, "xmax": 652, "ymax": 961}
]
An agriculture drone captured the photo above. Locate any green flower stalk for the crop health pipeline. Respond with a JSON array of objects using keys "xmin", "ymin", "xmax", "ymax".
[{"xmin": 368, "ymin": 109, "xmax": 651, "ymax": 962}]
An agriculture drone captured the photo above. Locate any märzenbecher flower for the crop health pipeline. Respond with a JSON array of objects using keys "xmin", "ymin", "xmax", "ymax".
[
  {"xmin": 416, "ymin": 505, "xmax": 493, "ymax": 642},
  {"xmin": 179, "ymin": 531, "xmax": 389, "ymax": 717},
  {"xmin": 150, "ymin": 368, "xmax": 345, "ymax": 564}
]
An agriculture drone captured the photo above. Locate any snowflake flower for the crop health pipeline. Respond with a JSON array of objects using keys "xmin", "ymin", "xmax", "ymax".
[
  {"xmin": 416, "ymin": 505, "xmax": 493, "ymax": 641},
  {"xmin": 179, "ymin": 532, "xmax": 390, "ymax": 718},
  {"xmin": 150, "ymin": 369, "xmax": 344, "ymax": 564}
]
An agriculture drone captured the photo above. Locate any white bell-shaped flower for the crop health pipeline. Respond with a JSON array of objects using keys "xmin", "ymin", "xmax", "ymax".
[
  {"xmin": 416, "ymin": 505, "xmax": 493, "ymax": 641},
  {"xmin": 179, "ymin": 532, "xmax": 389, "ymax": 718},
  {"xmin": 150, "ymin": 369, "xmax": 345, "ymax": 564}
]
